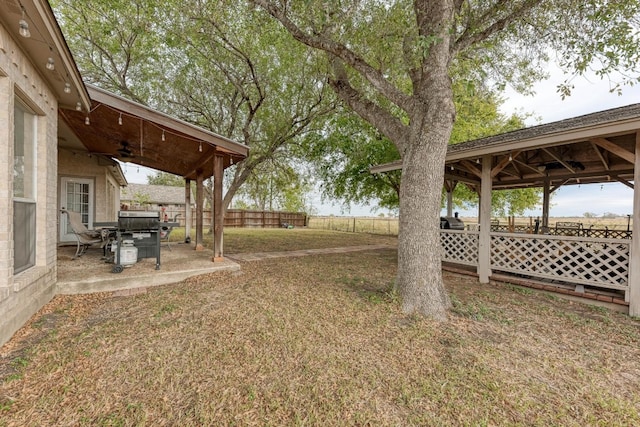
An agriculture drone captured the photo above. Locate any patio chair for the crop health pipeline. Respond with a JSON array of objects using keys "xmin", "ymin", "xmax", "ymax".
[
  {"xmin": 61, "ymin": 209, "xmax": 107, "ymax": 259},
  {"xmin": 160, "ymin": 213, "xmax": 181, "ymax": 251}
]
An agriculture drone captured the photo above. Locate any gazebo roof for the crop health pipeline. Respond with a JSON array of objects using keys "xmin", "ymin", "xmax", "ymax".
[{"xmin": 371, "ymin": 103, "xmax": 640, "ymax": 191}]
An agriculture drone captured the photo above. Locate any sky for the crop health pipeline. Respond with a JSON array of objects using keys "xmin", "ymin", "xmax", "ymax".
[{"xmin": 123, "ymin": 65, "xmax": 640, "ymax": 218}]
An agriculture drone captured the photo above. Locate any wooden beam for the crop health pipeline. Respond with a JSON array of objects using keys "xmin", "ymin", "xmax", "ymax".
[
  {"xmin": 460, "ymin": 160, "xmax": 483, "ymax": 178},
  {"xmin": 591, "ymin": 137, "xmax": 635, "ymax": 164},
  {"xmin": 616, "ymin": 176, "xmax": 634, "ymax": 190},
  {"xmin": 542, "ymin": 147, "xmax": 575, "ymax": 174},
  {"xmin": 491, "ymin": 151, "xmax": 521, "ymax": 178},
  {"xmin": 513, "ymin": 159, "xmax": 546, "ymax": 176},
  {"xmin": 589, "ymin": 141, "xmax": 610, "ymax": 171},
  {"xmin": 478, "ymin": 155, "xmax": 492, "ymax": 283},
  {"xmin": 195, "ymin": 172, "xmax": 204, "ymax": 251},
  {"xmin": 550, "ymin": 178, "xmax": 572, "ymax": 193},
  {"xmin": 213, "ymin": 155, "xmax": 224, "ymax": 260},
  {"xmin": 628, "ymin": 130, "xmax": 640, "ymax": 315},
  {"xmin": 184, "ymin": 179, "xmax": 192, "ymax": 243}
]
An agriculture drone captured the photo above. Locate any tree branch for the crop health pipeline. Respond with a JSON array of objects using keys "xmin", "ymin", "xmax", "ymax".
[
  {"xmin": 251, "ymin": 0, "xmax": 412, "ymax": 113},
  {"xmin": 329, "ymin": 59, "xmax": 408, "ymax": 152},
  {"xmin": 453, "ymin": 0, "xmax": 543, "ymax": 54}
]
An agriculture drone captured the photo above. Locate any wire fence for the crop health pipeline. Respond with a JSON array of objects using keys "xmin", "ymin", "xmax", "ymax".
[{"xmin": 307, "ymin": 216, "xmax": 399, "ymax": 236}]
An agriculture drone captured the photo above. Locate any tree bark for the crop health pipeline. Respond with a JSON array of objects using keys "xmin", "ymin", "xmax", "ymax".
[{"xmin": 398, "ymin": 112, "xmax": 453, "ymax": 320}]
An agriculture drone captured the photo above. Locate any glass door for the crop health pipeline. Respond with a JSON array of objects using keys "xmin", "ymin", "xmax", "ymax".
[{"xmin": 60, "ymin": 178, "xmax": 94, "ymax": 242}]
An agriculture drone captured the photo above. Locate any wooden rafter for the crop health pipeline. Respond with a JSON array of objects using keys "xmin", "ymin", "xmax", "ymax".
[
  {"xmin": 491, "ymin": 150, "xmax": 521, "ymax": 178},
  {"xmin": 590, "ymin": 137, "xmax": 635, "ymax": 164},
  {"xmin": 616, "ymin": 176, "xmax": 634, "ymax": 189},
  {"xmin": 459, "ymin": 160, "xmax": 483, "ymax": 178},
  {"xmin": 542, "ymin": 147, "xmax": 576, "ymax": 174},
  {"xmin": 589, "ymin": 141, "xmax": 610, "ymax": 171},
  {"xmin": 513, "ymin": 158, "xmax": 546, "ymax": 176}
]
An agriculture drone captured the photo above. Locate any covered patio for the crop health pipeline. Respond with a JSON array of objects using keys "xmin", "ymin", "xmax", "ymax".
[
  {"xmin": 372, "ymin": 103, "xmax": 640, "ymax": 315},
  {"xmin": 59, "ymin": 85, "xmax": 249, "ymax": 259},
  {"xmin": 56, "ymin": 241, "xmax": 239, "ymax": 295}
]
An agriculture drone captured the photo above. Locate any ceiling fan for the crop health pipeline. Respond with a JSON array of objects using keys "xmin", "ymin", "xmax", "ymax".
[{"xmin": 116, "ymin": 141, "xmax": 135, "ymax": 159}]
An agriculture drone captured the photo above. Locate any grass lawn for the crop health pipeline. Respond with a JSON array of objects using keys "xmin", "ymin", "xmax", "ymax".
[
  {"xmin": 1, "ymin": 229, "xmax": 639, "ymax": 426},
  {"xmin": 171, "ymin": 227, "xmax": 398, "ymax": 253}
]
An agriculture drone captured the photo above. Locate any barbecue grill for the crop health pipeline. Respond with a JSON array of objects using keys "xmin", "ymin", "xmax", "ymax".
[
  {"xmin": 440, "ymin": 214, "xmax": 465, "ymax": 230},
  {"xmin": 112, "ymin": 211, "xmax": 161, "ymax": 273}
]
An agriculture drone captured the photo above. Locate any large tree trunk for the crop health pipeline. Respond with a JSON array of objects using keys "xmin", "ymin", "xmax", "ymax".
[
  {"xmin": 397, "ymin": 120, "xmax": 452, "ymax": 320},
  {"xmin": 393, "ymin": 0, "xmax": 456, "ymax": 320}
]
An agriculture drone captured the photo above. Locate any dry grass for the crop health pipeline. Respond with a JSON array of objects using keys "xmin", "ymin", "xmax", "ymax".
[
  {"xmin": 172, "ymin": 227, "xmax": 399, "ymax": 253},
  {"xmin": 1, "ymin": 230, "xmax": 640, "ymax": 426}
]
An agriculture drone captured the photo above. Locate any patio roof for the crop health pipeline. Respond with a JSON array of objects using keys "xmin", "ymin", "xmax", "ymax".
[
  {"xmin": 371, "ymin": 103, "xmax": 640, "ymax": 191},
  {"xmin": 59, "ymin": 85, "xmax": 248, "ymax": 181}
]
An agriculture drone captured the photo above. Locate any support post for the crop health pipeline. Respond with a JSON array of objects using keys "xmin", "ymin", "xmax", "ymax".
[
  {"xmin": 478, "ymin": 155, "xmax": 492, "ymax": 283},
  {"xmin": 184, "ymin": 178, "xmax": 192, "ymax": 243},
  {"xmin": 542, "ymin": 178, "xmax": 550, "ymax": 232},
  {"xmin": 444, "ymin": 180, "xmax": 457, "ymax": 217},
  {"xmin": 213, "ymin": 155, "xmax": 224, "ymax": 261},
  {"xmin": 195, "ymin": 172, "xmax": 204, "ymax": 251},
  {"xmin": 628, "ymin": 131, "xmax": 640, "ymax": 315}
]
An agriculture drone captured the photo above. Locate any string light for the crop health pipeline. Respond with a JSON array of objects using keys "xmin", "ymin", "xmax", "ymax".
[
  {"xmin": 85, "ymin": 116, "xmax": 90, "ymax": 125},
  {"xmin": 198, "ymin": 141, "xmax": 203, "ymax": 152},
  {"xmin": 46, "ymin": 57, "xmax": 55, "ymax": 71},
  {"xmin": 508, "ymin": 152, "xmax": 512, "ymax": 161},
  {"xmin": 63, "ymin": 83, "xmax": 71, "ymax": 94},
  {"xmin": 76, "ymin": 102, "xmax": 82, "ymax": 111},
  {"xmin": 118, "ymin": 113, "xmax": 123, "ymax": 125},
  {"xmin": 19, "ymin": 9, "xmax": 30, "ymax": 38},
  {"xmin": 161, "ymin": 129, "xmax": 165, "ymax": 141},
  {"xmin": 476, "ymin": 158, "xmax": 480, "ymax": 164}
]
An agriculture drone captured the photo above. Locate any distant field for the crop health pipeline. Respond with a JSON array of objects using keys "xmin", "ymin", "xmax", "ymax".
[
  {"xmin": 308, "ymin": 215, "xmax": 633, "ymax": 235},
  {"xmin": 461, "ymin": 216, "xmax": 632, "ymax": 230}
]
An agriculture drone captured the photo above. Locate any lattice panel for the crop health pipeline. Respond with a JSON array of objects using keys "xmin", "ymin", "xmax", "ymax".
[
  {"xmin": 490, "ymin": 234, "xmax": 630, "ymax": 290},
  {"xmin": 440, "ymin": 230, "xmax": 479, "ymax": 266}
]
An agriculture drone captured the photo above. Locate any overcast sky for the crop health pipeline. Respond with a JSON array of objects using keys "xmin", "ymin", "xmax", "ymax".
[{"xmin": 124, "ymin": 65, "xmax": 640, "ymax": 218}]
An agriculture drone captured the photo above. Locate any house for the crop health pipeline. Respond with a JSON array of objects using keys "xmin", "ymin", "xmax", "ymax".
[
  {"xmin": 120, "ymin": 183, "xmax": 195, "ymax": 215},
  {"xmin": 0, "ymin": 0, "xmax": 248, "ymax": 346}
]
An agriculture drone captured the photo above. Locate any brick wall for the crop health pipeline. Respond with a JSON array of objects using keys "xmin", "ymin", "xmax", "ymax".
[{"xmin": 0, "ymin": 24, "xmax": 59, "ymax": 346}]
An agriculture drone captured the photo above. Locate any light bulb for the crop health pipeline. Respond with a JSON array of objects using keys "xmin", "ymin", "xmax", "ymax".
[
  {"xmin": 46, "ymin": 57, "xmax": 55, "ymax": 71},
  {"xmin": 508, "ymin": 153, "xmax": 513, "ymax": 161},
  {"xmin": 19, "ymin": 10, "xmax": 30, "ymax": 38},
  {"xmin": 64, "ymin": 83, "xmax": 71, "ymax": 94},
  {"xmin": 85, "ymin": 116, "xmax": 90, "ymax": 125},
  {"xmin": 76, "ymin": 102, "xmax": 82, "ymax": 111},
  {"xmin": 161, "ymin": 130, "xmax": 165, "ymax": 141},
  {"xmin": 118, "ymin": 113, "xmax": 123, "ymax": 125},
  {"xmin": 198, "ymin": 142, "xmax": 203, "ymax": 152}
]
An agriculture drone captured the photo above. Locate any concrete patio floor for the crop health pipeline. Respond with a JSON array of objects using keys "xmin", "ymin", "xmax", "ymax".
[{"xmin": 57, "ymin": 241, "xmax": 240, "ymax": 295}]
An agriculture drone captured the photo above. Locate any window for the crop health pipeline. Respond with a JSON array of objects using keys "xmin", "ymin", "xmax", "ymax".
[{"xmin": 13, "ymin": 98, "xmax": 37, "ymax": 273}]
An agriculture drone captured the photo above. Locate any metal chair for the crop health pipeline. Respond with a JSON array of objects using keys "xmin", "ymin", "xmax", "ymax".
[
  {"xmin": 160, "ymin": 213, "xmax": 181, "ymax": 251},
  {"xmin": 61, "ymin": 209, "xmax": 107, "ymax": 259}
]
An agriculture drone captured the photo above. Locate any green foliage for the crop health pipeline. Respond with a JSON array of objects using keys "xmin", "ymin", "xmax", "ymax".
[
  {"xmin": 304, "ymin": 80, "xmax": 539, "ymax": 213},
  {"xmin": 147, "ymin": 172, "xmax": 183, "ymax": 187},
  {"xmin": 234, "ymin": 158, "xmax": 314, "ymax": 213},
  {"xmin": 52, "ymin": 0, "xmax": 334, "ymax": 215},
  {"xmin": 132, "ymin": 191, "xmax": 151, "ymax": 207}
]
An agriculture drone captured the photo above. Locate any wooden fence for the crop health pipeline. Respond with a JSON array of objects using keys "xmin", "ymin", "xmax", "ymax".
[
  {"xmin": 154, "ymin": 208, "xmax": 307, "ymax": 229},
  {"xmin": 224, "ymin": 209, "xmax": 307, "ymax": 228},
  {"xmin": 307, "ymin": 216, "xmax": 399, "ymax": 236}
]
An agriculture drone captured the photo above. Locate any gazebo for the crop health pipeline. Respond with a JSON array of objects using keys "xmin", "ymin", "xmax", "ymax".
[{"xmin": 372, "ymin": 103, "xmax": 640, "ymax": 315}]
